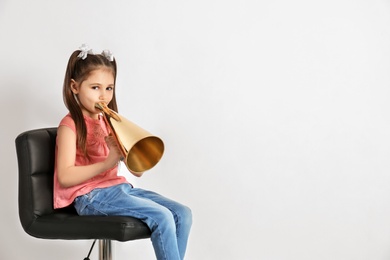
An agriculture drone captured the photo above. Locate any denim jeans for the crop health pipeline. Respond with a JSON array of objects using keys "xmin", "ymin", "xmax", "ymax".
[{"xmin": 74, "ymin": 183, "xmax": 192, "ymax": 260}]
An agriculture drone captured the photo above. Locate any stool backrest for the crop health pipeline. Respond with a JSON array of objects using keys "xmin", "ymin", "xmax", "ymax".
[{"xmin": 15, "ymin": 128, "xmax": 58, "ymax": 231}]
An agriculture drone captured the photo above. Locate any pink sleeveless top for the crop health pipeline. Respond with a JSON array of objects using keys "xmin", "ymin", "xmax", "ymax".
[{"xmin": 53, "ymin": 114, "xmax": 128, "ymax": 208}]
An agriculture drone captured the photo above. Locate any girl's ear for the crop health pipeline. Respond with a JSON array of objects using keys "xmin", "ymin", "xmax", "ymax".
[{"xmin": 70, "ymin": 79, "xmax": 79, "ymax": 94}]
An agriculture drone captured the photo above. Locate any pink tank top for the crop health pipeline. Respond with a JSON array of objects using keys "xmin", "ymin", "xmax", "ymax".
[{"xmin": 53, "ymin": 114, "xmax": 128, "ymax": 208}]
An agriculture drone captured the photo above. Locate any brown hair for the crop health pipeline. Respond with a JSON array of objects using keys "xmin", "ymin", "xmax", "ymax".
[{"xmin": 63, "ymin": 50, "xmax": 118, "ymax": 156}]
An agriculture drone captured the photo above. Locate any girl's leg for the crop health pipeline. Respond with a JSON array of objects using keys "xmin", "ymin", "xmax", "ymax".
[
  {"xmin": 74, "ymin": 183, "xmax": 191, "ymax": 260},
  {"xmin": 129, "ymin": 187, "xmax": 192, "ymax": 259}
]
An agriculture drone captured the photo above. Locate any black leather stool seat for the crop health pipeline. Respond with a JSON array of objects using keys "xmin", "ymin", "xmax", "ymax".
[{"xmin": 26, "ymin": 208, "xmax": 151, "ymax": 241}]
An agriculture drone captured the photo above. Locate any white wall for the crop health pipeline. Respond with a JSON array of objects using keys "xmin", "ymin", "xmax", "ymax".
[{"xmin": 1, "ymin": 0, "xmax": 390, "ymax": 259}]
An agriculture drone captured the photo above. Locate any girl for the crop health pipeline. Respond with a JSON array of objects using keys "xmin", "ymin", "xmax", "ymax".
[{"xmin": 54, "ymin": 44, "xmax": 192, "ymax": 260}]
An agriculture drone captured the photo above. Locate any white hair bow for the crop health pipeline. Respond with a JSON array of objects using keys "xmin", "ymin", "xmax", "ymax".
[
  {"xmin": 102, "ymin": 49, "xmax": 114, "ymax": 62},
  {"xmin": 77, "ymin": 44, "xmax": 94, "ymax": 60}
]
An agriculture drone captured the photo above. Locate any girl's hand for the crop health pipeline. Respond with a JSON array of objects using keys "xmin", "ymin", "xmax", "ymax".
[{"xmin": 105, "ymin": 134, "xmax": 122, "ymax": 168}]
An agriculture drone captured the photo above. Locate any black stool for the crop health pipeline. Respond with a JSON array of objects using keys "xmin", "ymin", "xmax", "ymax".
[{"xmin": 15, "ymin": 127, "xmax": 151, "ymax": 259}]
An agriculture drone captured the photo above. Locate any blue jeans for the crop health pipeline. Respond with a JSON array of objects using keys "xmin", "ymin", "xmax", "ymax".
[{"xmin": 74, "ymin": 183, "xmax": 192, "ymax": 260}]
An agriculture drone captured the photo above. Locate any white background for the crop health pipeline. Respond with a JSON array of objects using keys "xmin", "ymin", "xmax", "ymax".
[{"xmin": 1, "ymin": 0, "xmax": 390, "ymax": 259}]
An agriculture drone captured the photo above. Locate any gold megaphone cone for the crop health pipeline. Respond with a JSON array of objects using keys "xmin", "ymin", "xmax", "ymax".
[{"xmin": 96, "ymin": 102, "xmax": 164, "ymax": 177}]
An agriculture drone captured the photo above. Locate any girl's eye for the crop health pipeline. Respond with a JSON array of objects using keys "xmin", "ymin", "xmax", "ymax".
[
  {"xmin": 92, "ymin": 86, "xmax": 99, "ymax": 90},
  {"xmin": 107, "ymin": 87, "xmax": 113, "ymax": 91}
]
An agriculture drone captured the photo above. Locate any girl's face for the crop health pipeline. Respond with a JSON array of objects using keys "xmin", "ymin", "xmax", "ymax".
[{"xmin": 71, "ymin": 68, "xmax": 115, "ymax": 119}]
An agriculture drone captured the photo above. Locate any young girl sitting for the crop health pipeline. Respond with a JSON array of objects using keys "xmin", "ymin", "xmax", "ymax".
[{"xmin": 54, "ymin": 44, "xmax": 192, "ymax": 260}]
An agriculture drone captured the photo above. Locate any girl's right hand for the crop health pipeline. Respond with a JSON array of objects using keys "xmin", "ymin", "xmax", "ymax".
[{"xmin": 105, "ymin": 134, "xmax": 122, "ymax": 168}]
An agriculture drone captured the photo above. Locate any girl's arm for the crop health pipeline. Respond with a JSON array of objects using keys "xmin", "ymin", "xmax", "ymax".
[{"xmin": 56, "ymin": 125, "xmax": 121, "ymax": 188}]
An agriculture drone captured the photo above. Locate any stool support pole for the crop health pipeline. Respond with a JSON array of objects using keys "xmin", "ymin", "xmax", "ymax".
[{"xmin": 99, "ymin": 239, "xmax": 112, "ymax": 260}]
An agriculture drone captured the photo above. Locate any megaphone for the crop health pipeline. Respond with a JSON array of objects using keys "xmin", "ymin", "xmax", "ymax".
[{"xmin": 95, "ymin": 102, "xmax": 164, "ymax": 177}]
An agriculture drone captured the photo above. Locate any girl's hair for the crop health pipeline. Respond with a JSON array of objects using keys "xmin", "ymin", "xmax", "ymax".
[{"xmin": 63, "ymin": 50, "xmax": 118, "ymax": 156}]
